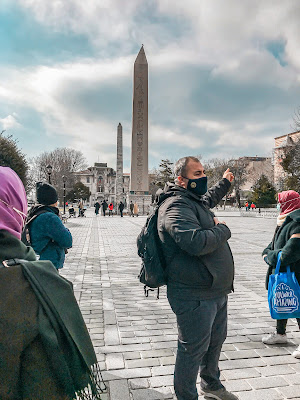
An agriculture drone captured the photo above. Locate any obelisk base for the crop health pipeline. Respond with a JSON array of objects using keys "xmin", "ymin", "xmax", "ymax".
[{"xmin": 128, "ymin": 193, "xmax": 152, "ymax": 216}]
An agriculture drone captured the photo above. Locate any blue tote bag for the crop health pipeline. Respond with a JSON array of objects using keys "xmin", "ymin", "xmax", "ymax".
[{"xmin": 268, "ymin": 251, "xmax": 300, "ymax": 319}]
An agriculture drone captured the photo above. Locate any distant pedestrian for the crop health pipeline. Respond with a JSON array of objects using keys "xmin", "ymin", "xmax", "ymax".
[
  {"xmin": 133, "ymin": 202, "xmax": 139, "ymax": 217},
  {"xmin": 94, "ymin": 200, "xmax": 100, "ymax": 215},
  {"xmin": 129, "ymin": 201, "xmax": 134, "ymax": 217},
  {"xmin": 108, "ymin": 202, "xmax": 114, "ymax": 216},
  {"xmin": 119, "ymin": 201, "xmax": 124, "ymax": 217},
  {"xmin": 250, "ymin": 202, "xmax": 256, "ymax": 210},
  {"xmin": 78, "ymin": 200, "xmax": 84, "ymax": 217},
  {"xmin": 26, "ymin": 182, "xmax": 72, "ymax": 270},
  {"xmin": 245, "ymin": 201, "xmax": 249, "ymax": 211},
  {"xmin": 262, "ymin": 190, "xmax": 300, "ymax": 359},
  {"xmin": 102, "ymin": 200, "xmax": 108, "ymax": 216}
]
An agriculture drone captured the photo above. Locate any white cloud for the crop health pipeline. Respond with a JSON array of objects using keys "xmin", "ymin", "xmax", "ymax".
[{"xmin": 0, "ymin": 114, "xmax": 21, "ymax": 130}]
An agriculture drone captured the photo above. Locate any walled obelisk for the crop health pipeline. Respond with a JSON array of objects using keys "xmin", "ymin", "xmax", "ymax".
[
  {"xmin": 115, "ymin": 122, "xmax": 123, "ymax": 205},
  {"xmin": 129, "ymin": 45, "xmax": 152, "ymax": 214},
  {"xmin": 130, "ymin": 45, "xmax": 149, "ymax": 193}
]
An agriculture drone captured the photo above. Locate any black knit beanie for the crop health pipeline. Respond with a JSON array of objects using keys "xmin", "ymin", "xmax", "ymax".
[{"xmin": 36, "ymin": 182, "xmax": 58, "ymax": 205}]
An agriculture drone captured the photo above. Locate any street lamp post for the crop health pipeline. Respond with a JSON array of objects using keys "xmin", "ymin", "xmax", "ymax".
[
  {"xmin": 46, "ymin": 164, "xmax": 52, "ymax": 184},
  {"xmin": 62, "ymin": 175, "xmax": 66, "ymax": 214},
  {"xmin": 142, "ymin": 198, "xmax": 145, "ymax": 215}
]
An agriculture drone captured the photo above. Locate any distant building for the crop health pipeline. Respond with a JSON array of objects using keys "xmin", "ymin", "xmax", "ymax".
[
  {"xmin": 76, "ymin": 163, "xmax": 130, "ymax": 206},
  {"xmin": 273, "ymin": 131, "xmax": 300, "ymax": 189},
  {"xmin": 240, "ymin": 156, "xmax": 273, "ymax": 193}
]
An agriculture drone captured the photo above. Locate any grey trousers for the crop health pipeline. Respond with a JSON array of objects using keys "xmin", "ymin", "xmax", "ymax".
[{"xmin": 168, "ymin": 295, "xmax": 228, "ymax": 400}]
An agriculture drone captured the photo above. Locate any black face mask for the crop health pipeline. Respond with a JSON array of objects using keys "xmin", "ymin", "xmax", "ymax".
[{"xmin": 183, "ymin": 176, "xmax": 208, "ymax": 196}]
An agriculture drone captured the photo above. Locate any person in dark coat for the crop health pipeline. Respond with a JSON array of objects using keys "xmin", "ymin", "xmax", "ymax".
[
  {"xmin": 0, "ymin": 167, "xmax": 104, "ymax": 400},
  {"xmin": 101, "ymin": 200, "xmax": 108, "ymax": 216},
  {"xmin": 94, "ymin": 201, "xmax": 100, "ymax": 215},
  {"xmin": 262, "ymin": 190, "xmax": 300, "ymax": 358},
  {"xmin": 119, "ymin": 201, "xmax": 124, "ymax": 217},
  {"xmin": 27, "ymin": 182, "xmax": 72, "ymax": 270},
  {"xmin": 157, "ymin": 156, "xmax": 237, "ymax": 400},
  {"xmin": 129, "ymin": 201, "xmax": 134, "ymax": 217}
]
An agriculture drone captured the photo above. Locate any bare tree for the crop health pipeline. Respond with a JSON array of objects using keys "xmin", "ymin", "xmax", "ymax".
[
  {"xmin": 30, "ymin": 148, "xmax": 87, "ymax": 202},
  {"xmin": 292, "ymin": 107, "xmax": 300, "ymax": 131},
  {"xmin": 228, "ymin": 157, "xmax": 250, "ymax": 208}
]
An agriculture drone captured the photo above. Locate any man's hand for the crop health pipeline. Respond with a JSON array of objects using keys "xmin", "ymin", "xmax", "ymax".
[
  {"xmin": 223, "ymin": 168, "xmax": 234, "ymax": 182},
  {"xmin": 214, "ymin": 217, "xmax": 226, "ymax": 225}
]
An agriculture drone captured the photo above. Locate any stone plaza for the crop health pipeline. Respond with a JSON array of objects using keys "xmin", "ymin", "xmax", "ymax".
[{"xmin": 62, "ymin": 210, "xmax": 300, "ymax": 400}]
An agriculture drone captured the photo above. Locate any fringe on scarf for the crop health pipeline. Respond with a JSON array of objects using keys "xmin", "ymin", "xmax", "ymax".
[{"xmin": 75, "ymin": 363, "xmax": 107, "ymax": 400}]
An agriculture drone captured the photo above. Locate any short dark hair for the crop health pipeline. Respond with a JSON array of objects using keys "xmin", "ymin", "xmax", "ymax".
[{"xmin": 174, "ymin": 156, "xmax": 200, "ymax": 178}]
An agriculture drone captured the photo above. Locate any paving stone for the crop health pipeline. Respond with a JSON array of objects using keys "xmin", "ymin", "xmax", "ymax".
[
  {"xmin": 141, "ymin": 349, "xmax": 174, "ymax": 358},
  {"xmin": 258, "ymin": 365, "xmax": 297, "ymax": 376},
  {"xmin": 236, "ymin": 388, "xmax": 284, "ymax": 399},
  {"xmin": 126, "ymin": 358, "xmax": 160, "ymax": 368},
  {"xmin": 223, "ymin": 380, "xmax": 252, "ymax": 392},
  {"xmin": 255, "ymin": 347, "xmax": 290, "ymax": 357},
  {"xmin": 149, "ymin": 375, "xmax": 174, "ymax": 387},
  {"xmin": 102, "ymin": 367, "xmax": 151, "ymax": 381},
  {"xmin": 109, "ymin": 379, "xmax": 130, "ymax": 400},
  {"xmin": 224, "ymin": 350, "xmax": 260, "ymax": 360},
  {"xmin": 278, "ymin": 385, "xmax": 300, "ymax": 399},
  {"xmin": 151, "ymin": 365, "xmax": 174, "ymax": 376},
  {"xmin": 129, "ymin": 378, "xmax": 150, "ymax": 389},
  {"xmin": 247, "ymin": 376, "xmax": 289, "ymax": 390},
  {"xmin": 132, "ymin": 387, "xmax": 173, "ymax": 400},
  {"xmin": 219, "ymin": 358, "xmax": 266, "ymax": 370},
  {"xmin": 106, "ymin": 353, "xmax": 124, "ymax": 370},
  {"xmin": 222, "ymin": 368, "xmax": 261, "ymax": 380}
]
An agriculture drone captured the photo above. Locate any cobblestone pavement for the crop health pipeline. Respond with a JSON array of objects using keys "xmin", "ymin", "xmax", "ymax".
[{"xmin": 62, "ymin": 210, "xmax": 300, "ymax": 400}]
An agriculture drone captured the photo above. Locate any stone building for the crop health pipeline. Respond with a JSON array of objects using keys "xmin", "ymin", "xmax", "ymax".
[
  {"xmin": 76, "ymin": 163, "xmax": 130, "ymax": 206},
  {"xmin": 273, "ymin": 131, "xmax": 300, "ymax": 189},
  {"xmin": 240, "ymin": 156, "xmax": 273, "ymax": 193}
]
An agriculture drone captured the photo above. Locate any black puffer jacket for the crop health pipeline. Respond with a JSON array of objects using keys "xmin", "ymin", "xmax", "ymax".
[
  {"xmin": 157, "ymin": 179, "xmax": 234, "ymax": 300},
  {"xmin": 263, "ymin": 209, "xmax": 300, "ymax": 287}
]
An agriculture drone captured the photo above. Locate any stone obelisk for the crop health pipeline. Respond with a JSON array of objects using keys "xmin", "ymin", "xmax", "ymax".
[
  {"xmin": 129, "ymin": 45, "xmax": 152, "ymax": 214},
  {"xmin": 130, "ymin": 45, "xmax": 149, "ymax": 193},
  {"xmin": 115, "ymin": 122, "xmax": 123, "ymax": 205}
]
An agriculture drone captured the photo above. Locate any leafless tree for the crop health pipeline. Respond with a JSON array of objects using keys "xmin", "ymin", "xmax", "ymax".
[
  {"xmin": 292, "ymin": 107, "xmax": 300, "ymax": 132},
  {"xmin": 30, "ymin": 148, "xmax": 87, "ymax": 202}
]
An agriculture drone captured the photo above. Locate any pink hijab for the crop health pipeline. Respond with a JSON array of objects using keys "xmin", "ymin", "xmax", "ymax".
[
  {"xmin": 278, "ymin": 190, "xmax": 300, "ymax": 215},
  {"xmin": 0, "ymin": 167, "xmax": 27, "ymax": 239}
]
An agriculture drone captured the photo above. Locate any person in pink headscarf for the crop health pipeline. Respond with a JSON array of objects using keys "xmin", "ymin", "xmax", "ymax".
[
  {"xmin": 0, "ymin": 167, "xmax": 104, "ymax": 399},
  {"xmin": 0, "ymin": 166, "xmax": 27, "ymax": 239},
  {"xmin": 262, "ymin": 190, "xmax": 300, "ymax": 358}
]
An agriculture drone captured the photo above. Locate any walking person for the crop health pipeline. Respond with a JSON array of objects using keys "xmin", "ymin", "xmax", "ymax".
[
  {"xmin": 102, "ymin": 200, "xmax": 108, "ymax": 217},
  {"xmin": 250, "ymin": 202, "xmax": 256, "ymax": 210},
  {"xmin": 262, "ymin": 190, "xmax": 300, "ymax": 358},
  {"xmin": 0, "ymin": 167, "xmax": 104, "ymax": 400},
  {"xmin": 78, "ymin": 200, "xmax": 84, "ymax": 217},
  {"xmin": 129, "ymin": 201, "xmax": 134, "ymax": 217},
  {"xmin": 26, "ymin": 182, "xmax": 72, "ymax": 270},
  {"xmin": 94, "ymin": 200, "xmax": 100, "ymax": 215},
  {"xmin": 133, "ymin": 202, "xmax": 139, "ymax": 217},
  {"xmin": 157, "ymin": 156, "xmax": 237, "ymax": 400},
  {"xmin": 108, "ymin": 202, "xmax": 114, "ymax": 217},
  {"xmin": 119, "ymin": 201, "xmax": 124, "ymax": 217}
]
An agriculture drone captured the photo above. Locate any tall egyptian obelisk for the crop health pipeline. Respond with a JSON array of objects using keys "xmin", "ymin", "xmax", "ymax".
[
  {"xmin": 115, "ymin": 122, "xmax": 123, "ymax": 205},
  {"xmin": 130, "ymin": 45, "xmax": 149, "ymax": 193}
]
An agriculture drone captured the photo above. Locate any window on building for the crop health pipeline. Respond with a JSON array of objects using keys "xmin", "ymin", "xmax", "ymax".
[{"xmin": 87, "ymin": 177, "xmax": 90, "ymax": 183}]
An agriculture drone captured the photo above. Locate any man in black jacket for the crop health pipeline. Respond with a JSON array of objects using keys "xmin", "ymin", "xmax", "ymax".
[{"xmin": 157, "ymin": 156, "xmax": 237, "ymax": 400}]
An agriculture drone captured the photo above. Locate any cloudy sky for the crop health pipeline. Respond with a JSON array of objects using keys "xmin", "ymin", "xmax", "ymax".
[{"xmin": 1, "ymin": 0, "xmax": 300, "ymax": 172}]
